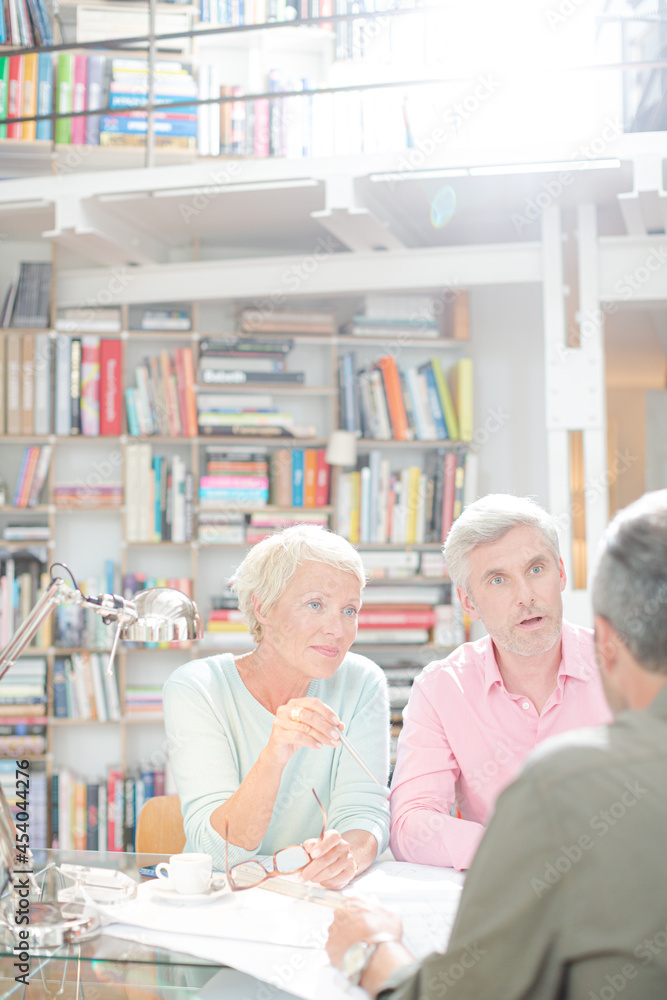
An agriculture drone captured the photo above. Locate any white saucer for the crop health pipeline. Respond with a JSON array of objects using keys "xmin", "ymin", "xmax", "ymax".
[{"xmin": 150, "ymin": 877, "xmax": 229, "ymax": 905}]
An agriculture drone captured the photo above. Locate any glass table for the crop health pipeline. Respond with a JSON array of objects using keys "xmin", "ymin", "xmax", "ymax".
[{"xmin": 0, "ymin": 849, "xmax": 223, "ymax": 999}]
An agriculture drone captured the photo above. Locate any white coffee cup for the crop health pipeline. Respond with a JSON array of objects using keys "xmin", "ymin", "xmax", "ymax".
[{"xmin": 155, "ymin": 853, "xmax": 213, "ymax": 895}]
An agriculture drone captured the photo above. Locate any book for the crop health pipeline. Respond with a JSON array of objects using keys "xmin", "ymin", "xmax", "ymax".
[
  {"xmin": 199, "ymin": 370, "xmax": 305, "ymax": 385},
  {"xmin": 431, "ymin": 356, "xmax": 460, "ymax": 440},
  {"xmin": 20, "ymin": 332, "xmax": 34, "ymax": 435},
  {"xmin": 27, "ymin": 444, "xmax": 52, "ymax": 507},
  {"xmin": 80, "ymin": 336, "xmax": 101, "ymax": 436},
  {"xmin": 100, "ymin": 339, "xmax": 122, "ymax": 435},
  {"xmin": 56, "ymin": 308, "xmax": 122, "ymax": 333},
  {"xmin": 86, "ymin": 53, "xmax": 105, "ymax": 145},
  {"xmin": 7, "ymin": 55, "xmax": 22, "ymax": 139},
  {"xmin": 21, "ymin": 52, "xmax": 38, "ymax": 141},
  {"xmin": 55, "ymin": 53, "xmax": 74, "ymax": 145},
  {"xmin": 0, "ymin": 58, "xmax": 9, "ymax": 140},
  {"xmin": 451, "ymin": 358, "xmax": 473, "ymax": 441},
  {"xmin": 35, "ymin": 52, "xmax": 53, "ymax": 141},
  {"xmin": 54, "ymin": 334, "xmax": 72, "ymax": 436},
  {"xmin": 33, "ymin": 332, "xmax": 51, "ymax": 435},
  {"xmin": 6, "ymin": 333, "xmax": 21, "ymax": 434},
  {"xmin": 70, "ymin": 337, "xmax": 82, "ymax": 434}
]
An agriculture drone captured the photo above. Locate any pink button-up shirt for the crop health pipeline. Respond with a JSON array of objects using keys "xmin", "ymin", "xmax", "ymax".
[{"xmin": 389, "ymin": 620, "xmax": 613, "ymax": 871}]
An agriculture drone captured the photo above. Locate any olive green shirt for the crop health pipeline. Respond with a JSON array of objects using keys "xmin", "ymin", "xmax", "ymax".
[{"xmin": 381, "ymin": 684, "xmax": 667, "ymax": 1000}]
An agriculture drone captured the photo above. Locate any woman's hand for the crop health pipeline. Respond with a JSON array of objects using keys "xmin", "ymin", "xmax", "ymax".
[
  {"xmin": 300, "ymin": 829, "xmax": 358, "ymax": 889},
  {"xmin": 263, "ymin": 696, "xmax": 344, "ymax": 767},
  {"xmin": 326, "ymin": 899, "xmax": 403, "ymax": 968}
]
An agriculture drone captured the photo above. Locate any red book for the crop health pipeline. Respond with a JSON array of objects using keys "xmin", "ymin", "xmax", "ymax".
[
  {"xmin": 209, "ymin": 609, "xmax": 246, "ymax": 621},
  {"xmin": 441, "ymin": 451, "xmax": 458, "ymax": 542},
  {"xmin": 106, "ymin": 767, "xmax": 124, "ymax": 852},
  {"xmin": 7, "ymin": 56, "xmax": 23, "ymax": 139},
  {"xmin": 303, "ymin": 449, "xmax": 318, "ymax": 508},
  {"xmin": 100, "ymin": 339, "xmax": 122, "ymax": 435},
  {"xmin": 153, "ymin": 770, "xmax": 165, "ymax": 796},
  {"xmin": 314, "ymin": 449, "xmax": 330, "ymax": 507},
  {"xmin": 70, "ymin": 55, "xmax": 88, "ymax": 145},
  {"xmin": 377, "ymin": 356, "xmax": 410, "ymax": 441},
  {"xmin": 174, "ymin": 348, "xmax": 189, "ymax": 437},
  {"xmin": 320, "ymin": 0, "xmax": 333, "ymax": 30},
  {"xmin": 17, "ymin": 446, "xmax": 40, "ymax": 508},
  {"xmin": 181, "ymin": 347, "xmax": 198, "ymax": 437},
  {"xmin": 358, "ymin": 609, "xmax": 437, "ymax": 628}
]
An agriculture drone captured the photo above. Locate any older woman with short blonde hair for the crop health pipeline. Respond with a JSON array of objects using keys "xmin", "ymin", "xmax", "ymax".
[{"xmin": 163, "ymin": 524, "xmax": 390, "ymax": 889}]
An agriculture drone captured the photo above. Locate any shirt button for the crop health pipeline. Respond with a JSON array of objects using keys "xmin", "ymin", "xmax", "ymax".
[{"xmin": 522, "ymin": 702, "xmax": 530, "ymax": 710}]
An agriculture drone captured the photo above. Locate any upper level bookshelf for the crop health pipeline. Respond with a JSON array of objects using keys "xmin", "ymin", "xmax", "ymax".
[{"xmin": 0, "ymin": 0, "xmax": 652, "ymax": 178}]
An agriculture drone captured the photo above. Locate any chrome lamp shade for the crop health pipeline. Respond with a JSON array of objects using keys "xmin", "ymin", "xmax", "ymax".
[{"xmin": 123, "ymin": 587, "xmax": 204, "ymax": 643}]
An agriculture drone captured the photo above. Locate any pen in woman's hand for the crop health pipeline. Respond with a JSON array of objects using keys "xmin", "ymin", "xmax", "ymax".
[{"xmin": 336, "ymin": 730, "xmax": 384, "ymax": 787}]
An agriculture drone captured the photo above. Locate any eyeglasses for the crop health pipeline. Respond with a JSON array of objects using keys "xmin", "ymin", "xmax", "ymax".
[{"xmin": 224, "ymin": 788, "xmax": 326, "ymax": 892}]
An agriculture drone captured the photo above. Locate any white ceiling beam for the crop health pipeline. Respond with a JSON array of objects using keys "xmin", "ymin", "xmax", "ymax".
[
  {"xmin": 311, "ymin": 207, "xmax": 404, "ymax": 252},
  {"xmin": 599, "ymin": 234, "xmax": 667, "ymax": 302},
  {"xmin": 43, "ymin": 196, "xmax": 168, "ymax": 266},
  {"xmin": 310, "ymin": 175, "xmax": 404, "ymax": 252},
  {"xmin": 58, "ymin": 241, "xmax": 542, "ymax": 306}
]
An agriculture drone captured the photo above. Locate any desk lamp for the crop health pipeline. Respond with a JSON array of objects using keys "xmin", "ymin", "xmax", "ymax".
[{"xmin": 0, "ymin": 563, "xmax": 203, "ymax": 947}]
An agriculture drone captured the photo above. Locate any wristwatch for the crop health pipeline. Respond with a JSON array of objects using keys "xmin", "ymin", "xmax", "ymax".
[{"xmin": 342, "ymin": 934, "xmax": 397, "ymax": 986}]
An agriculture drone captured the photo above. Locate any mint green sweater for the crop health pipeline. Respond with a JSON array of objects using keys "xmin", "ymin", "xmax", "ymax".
[{"xmin": 163, "ymin": 651, "xmax": 390, "ymax": 870}]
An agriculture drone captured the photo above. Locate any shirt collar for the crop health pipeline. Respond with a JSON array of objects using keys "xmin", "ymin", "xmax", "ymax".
[{"xmin": 482, "ymin": 619, "xmax": 594, "ymax": 694}]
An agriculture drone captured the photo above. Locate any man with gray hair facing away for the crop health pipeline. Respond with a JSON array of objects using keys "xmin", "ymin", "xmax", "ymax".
[
  {"xmin": 390, "ymin": 494, "xmax": 611, "ymax": 870},
  {"xmin": 328, "ymin": 491, "xmax": 667, "ymax": 999}
]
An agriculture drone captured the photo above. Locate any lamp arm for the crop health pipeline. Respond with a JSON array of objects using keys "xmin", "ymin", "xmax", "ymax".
[
  {"xmin": 0, "ymin": 578, "xmax": 139, "ymax": 682},
  {"xmin": 0, "ymin": 578, "xmax": 75, "ymax": 682}
]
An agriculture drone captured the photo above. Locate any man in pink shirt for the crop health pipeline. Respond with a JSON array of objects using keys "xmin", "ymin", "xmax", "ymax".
[{"xmin": 389, "ymin": 494, "xmax": 612, "ymax": 870}]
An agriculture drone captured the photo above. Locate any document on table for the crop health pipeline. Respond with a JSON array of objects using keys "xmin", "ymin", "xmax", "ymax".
[{"xmin": 102, "ymin": 861, "xmax": 465, "ymax": 1000}]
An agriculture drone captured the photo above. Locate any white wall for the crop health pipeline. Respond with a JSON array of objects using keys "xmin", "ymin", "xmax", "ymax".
[{"xmin": 469, "ymin": 282, "xmax": 548, "ymax": 505}]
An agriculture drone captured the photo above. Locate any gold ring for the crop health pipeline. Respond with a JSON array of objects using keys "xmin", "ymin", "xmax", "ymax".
[{"xmin": 290, "ymin": 707, "xmax": 302, "ymax": 722}]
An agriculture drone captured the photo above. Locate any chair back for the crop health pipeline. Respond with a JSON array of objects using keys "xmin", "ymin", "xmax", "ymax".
[{"xmin": 135, "ymin": 795, "xmax": 186, "ymax": 855}]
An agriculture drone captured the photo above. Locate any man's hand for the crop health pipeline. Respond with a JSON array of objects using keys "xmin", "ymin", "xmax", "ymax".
[{"xmin": 326, "ymin": 899, "xmax": 403, "ymax": 968}]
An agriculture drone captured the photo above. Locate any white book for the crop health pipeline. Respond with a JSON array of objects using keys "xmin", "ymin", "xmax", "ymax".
[
  {"xmin": 355, "ymin": 628, "xmax": 430, "ymax": 644},
  {"xmin": 368, "ymin": 450, "xmax": 382, "ymax": 544},
  {"xmin": 359, "ymin": 465, "xmax": 371, "ymax": 544},
  {"xmin": 335, "ymin": 472, "xmax": 351, "ymax": 539},
  {"xmin": 171, "ymin": 454, "xmax": 186, "ymax": 544},
  {"xmin": 416, "ymin": 372, "xmax": 438, "ymax": 440},
  {"xmin": 54, "ymin": 334, "xmax": 71, "ymax": 436},
  {"xmin": 33, "ymin": 333, "xmax": 51, "ymax": 435},
  {"xmin": 89, "ymin": 653, "xmax": 108, "ymax": 724},
  {"xmin": 415, "ymin": 471, "xmax": 426, "ymax": 544},
  {"xmin": 125, "ymin": 443, "xmax": 140, "ymax": 543},
  {"xmin": 362, "ymin": 585, "xmax": 445, "ymax": 605},
  {"xmin": 72, "ymin": 654, "xmax": 92, "ymax": 721},
  {"xmin": 139, "ymin": 443, "xmax": 153, "ymax": 543},
  {"xmin": 369, "ymin": 370, "xmax": 392, "ymax": 440}
]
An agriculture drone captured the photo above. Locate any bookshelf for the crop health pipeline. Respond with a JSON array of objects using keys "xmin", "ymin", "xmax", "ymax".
[{"xmin": 0, "ymin": 272, "xmax": 472, "ymax": 839}]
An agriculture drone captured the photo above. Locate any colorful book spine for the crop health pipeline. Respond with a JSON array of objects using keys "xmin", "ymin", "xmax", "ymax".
[
  {"xmin": 85, "ymin": 54, "xmax": 105, "ymax": 145},
  {"xmin": 292, "ymin": 449, "xmax": 304, "ymax": 507},
  {"xmin": 21, "ymin": 53, "xmax": 38, "ymax": 140},
  {"xmin": 35, "ymin": 53, "xmax": 54, "ymax": 140},
  {"xmin": 100, "ymin": 339, "xmax": 122, "ymax": 435},
  {"xmin": 80, "ymin": 335, "xmax": 101, "ymax": 436},
  {"xmin": 0, "ymin": 57, "xmax": 9, "ymax": 139},
  {"xmin": 7, "ymin": 55, "xmax": 23, "ymax": 139},
  {"xmin": 70, "ymin": 54, "xmax": 88, "ymax": 145},
  {"xmin": 55, "ymin": 53, "xmax": 73, "ymax": 145}
]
